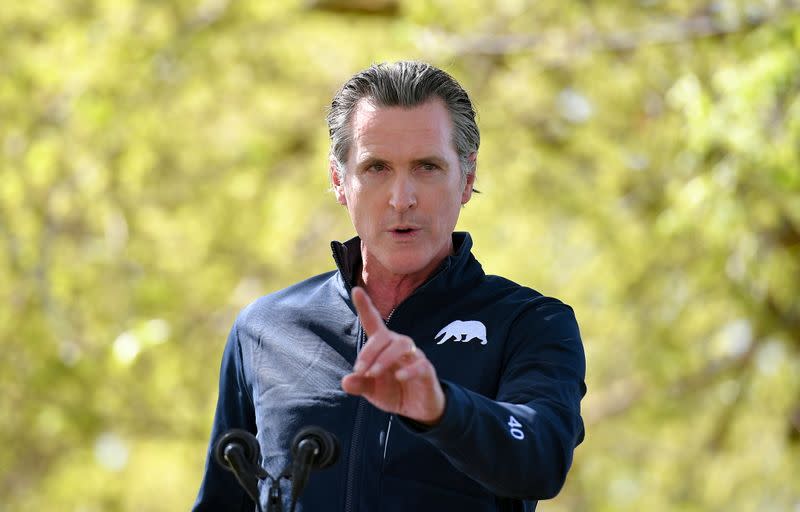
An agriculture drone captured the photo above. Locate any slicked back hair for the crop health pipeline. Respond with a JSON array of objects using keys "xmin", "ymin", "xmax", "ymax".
[{"xmin": 327, "ymin": 61, "xmax": 480, "ymax": 180}]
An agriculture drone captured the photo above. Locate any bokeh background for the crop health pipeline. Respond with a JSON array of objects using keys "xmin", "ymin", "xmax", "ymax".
[{"xmin": 2, "ymin": 0, "xmax": 799, "ymax": 510}]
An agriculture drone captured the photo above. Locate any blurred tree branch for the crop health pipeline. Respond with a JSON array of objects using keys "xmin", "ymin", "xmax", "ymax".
[
  {"xmin": 586, "ymin": 342, "xmax": 758, "ymax": 426},
  {"xmin": 307, "ymin": 0, "xmax": 399, "ymax": 16},
  {"xmin": 419, "ymin": 1, "xmax": 800, "ymax": 59}
]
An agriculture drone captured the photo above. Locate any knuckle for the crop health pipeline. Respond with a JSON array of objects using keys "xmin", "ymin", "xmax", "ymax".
[
  {"xmin": 390, "ymin": 335, "xmax": 407, "ymax": 349},
  {"xmin": 418, "ymin": 359, "xmax": 432, "ymax": 374}
]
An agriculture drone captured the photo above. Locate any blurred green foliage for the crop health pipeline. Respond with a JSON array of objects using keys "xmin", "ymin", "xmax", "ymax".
[{"xmin": 1, "ymin": 0, "xmax": 799, "ymax": 510}]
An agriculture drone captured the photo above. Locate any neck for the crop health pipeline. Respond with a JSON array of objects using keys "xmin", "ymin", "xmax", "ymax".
[{"xmin": 358, "ymin": 242, "xmax": 451, "ymax": 319}]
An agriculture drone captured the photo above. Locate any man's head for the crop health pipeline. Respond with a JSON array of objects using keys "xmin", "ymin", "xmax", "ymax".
[
  {"xmin": 327, "ymin": 62, "xmax": 480, "ymax": 280},
  {"xmin": 327, "ymin": 61, "xmax": 480, "ymax": 181}
]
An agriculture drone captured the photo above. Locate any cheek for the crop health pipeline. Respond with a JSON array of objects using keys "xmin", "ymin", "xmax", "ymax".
[
  {"xmin": 433, "ymin": 188, "xmax": 463, "ymax": 227},
  {"xmin": 345, "ymin": 188, "xmax": 378, "ymax": 233}
]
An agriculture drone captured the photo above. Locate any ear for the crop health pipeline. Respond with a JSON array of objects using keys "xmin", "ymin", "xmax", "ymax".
[
  {"xmin": 461, "ymin": 153, "xmax": 477, "ymax": 205},
  {"xmin": 330, "ymin": 158, "xmax": 347, "ymax": 205}
]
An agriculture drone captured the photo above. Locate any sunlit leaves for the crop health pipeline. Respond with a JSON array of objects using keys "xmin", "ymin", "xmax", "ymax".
[{"xmin": 1, "ymin": 1, "xmax": 799, "ymax": 511}]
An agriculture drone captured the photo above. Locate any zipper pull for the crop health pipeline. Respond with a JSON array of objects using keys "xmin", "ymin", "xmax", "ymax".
[{"xmin": 382, "ymin": 414, "xmax": 394, "ymax": 461}]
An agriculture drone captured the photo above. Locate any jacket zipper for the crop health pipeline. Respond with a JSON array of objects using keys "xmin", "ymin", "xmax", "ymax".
[
  {"xmin": 344, "ymin": 305, "xmax": 400, "ymax": 511},
  {"xmin": 379, "ymin": 308, "xmax": 397, "ymax": 466},
  {"xmin": 336, "ymin": 246, "xmax": 449, "ymax": 511},
  {"xmin": 334, "ymin": 244, "xmax": 372, "ymax": 512},
  {"xmin": 344, "ymin": 327, "xmax": 367, "ymax": 512}
]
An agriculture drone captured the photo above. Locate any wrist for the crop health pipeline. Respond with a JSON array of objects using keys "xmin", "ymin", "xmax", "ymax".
[{"xmin": 416, "ymin": 388, "xmax": 446, "ymax": 427}]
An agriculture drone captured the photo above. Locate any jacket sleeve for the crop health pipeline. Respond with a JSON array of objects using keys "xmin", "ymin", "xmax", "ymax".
[
  {"xmin": 399, "ymin": 298, "xmax": 586, "ymax": 500},
  {"xmin": 193, "ymin": 320, "xmax": 258, "ymax": 512}
]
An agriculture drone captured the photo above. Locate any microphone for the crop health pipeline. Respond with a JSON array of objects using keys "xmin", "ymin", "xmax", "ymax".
[
  {"xmin": 289, "ymin": 426, "xmax": 340, "ymax": 510},
  {"xmin": 214, "ymin": 429, "xmax": 263, "ymax": 507},
  {"xmin": 291, "ymin": 426, "xmax": 340, "ymax": 469}
]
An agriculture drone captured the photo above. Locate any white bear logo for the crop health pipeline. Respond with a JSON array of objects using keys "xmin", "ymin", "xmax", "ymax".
[{"xmin": 435, "ymin": 320, "xmax": 488, "ymax": 345}]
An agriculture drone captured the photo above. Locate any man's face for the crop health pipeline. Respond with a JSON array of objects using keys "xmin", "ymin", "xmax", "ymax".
[{"xmin": 332, "ymin": 98, "xmax": 475, "ymax": 278}]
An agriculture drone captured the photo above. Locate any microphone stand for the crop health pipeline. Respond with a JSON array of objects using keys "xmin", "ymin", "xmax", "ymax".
[
  {"xmin": 289, "ymin": 440, "xmax": 319, "ymax": 512},
  {"xmin": 266, "ymin": 465, "xmax": 295, "ymax": 512},
  {"xmin": 217, "ymin": 427, "xmax": 338, "ymax": 512},
  {"xmin": 223, "ymin": 449, "xmax": 290, "ymax": 512},
  {"xmin": 267, "ymin": 472, "xmax": 287, "ymax": 512}
]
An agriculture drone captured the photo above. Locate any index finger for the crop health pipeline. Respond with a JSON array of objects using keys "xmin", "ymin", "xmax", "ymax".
[{"xmin": 352, "ymin": 287, "xmax": 386, "ymax": 337}]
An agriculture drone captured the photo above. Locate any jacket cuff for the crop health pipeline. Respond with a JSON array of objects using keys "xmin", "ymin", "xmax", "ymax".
[{"xmin": 396, "ymin": 379, "xmax": 472, "ymax": 441}]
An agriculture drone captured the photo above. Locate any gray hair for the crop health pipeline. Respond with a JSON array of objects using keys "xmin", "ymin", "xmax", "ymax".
[{"xmin": 327, "ymin": 61, "xmax": 480, "ymax": 180}]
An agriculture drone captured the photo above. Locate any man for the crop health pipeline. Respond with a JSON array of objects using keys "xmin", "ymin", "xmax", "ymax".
[{"xmin": 194, "ymin": 61, "xmax": 586, "ymax": 511}]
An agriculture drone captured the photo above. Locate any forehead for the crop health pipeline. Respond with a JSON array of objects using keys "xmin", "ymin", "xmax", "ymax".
[{"xmin": 348, "ymin": 98, "xmax": 456, "ymax": 162}]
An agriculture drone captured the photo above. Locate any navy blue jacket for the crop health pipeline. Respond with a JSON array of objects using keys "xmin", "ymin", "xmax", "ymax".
[{"xmin": 194, "ymin": 232, "xmax": 586, "ymax": 511}]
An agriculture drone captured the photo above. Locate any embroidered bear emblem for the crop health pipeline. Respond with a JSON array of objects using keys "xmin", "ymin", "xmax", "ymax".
[{"xmin": 435, "ymin": 320, "xmax": 488, "ymax": 345}]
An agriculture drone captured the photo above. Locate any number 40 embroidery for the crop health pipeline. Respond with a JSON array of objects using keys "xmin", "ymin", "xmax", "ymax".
[{"xmin": 508, "ymin": 415, "xmax": 525, "ymax": 440}]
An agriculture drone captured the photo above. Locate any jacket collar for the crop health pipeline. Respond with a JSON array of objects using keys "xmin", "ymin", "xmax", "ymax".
[{"xmin": 330, "ymin": 232, "xmax": 484, "ymax": 297}]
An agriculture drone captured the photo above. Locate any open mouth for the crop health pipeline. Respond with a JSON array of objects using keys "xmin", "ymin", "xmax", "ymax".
[{"xmin": 390, "ymin": 227, "xmax": 420, "ymax": 238}]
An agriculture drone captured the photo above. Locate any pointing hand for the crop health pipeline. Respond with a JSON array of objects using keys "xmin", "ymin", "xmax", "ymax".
[{"xmin": 341, "ymin": 287, "xmax": 445, "ymax": 426}]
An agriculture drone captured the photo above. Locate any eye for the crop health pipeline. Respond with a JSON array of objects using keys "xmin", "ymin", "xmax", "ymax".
[
  {"xmin": 419, "ymin": 162, "xmax": 439, "ymax": 172},
  {"xmin": 368, "ymin": 163, "xmax": 387, "ymax": 173}
]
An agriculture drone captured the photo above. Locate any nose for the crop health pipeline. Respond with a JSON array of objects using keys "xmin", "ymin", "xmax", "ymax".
[{"xmin": 388, "ymin": 174, "xmax": 417, "ymax": 212}]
